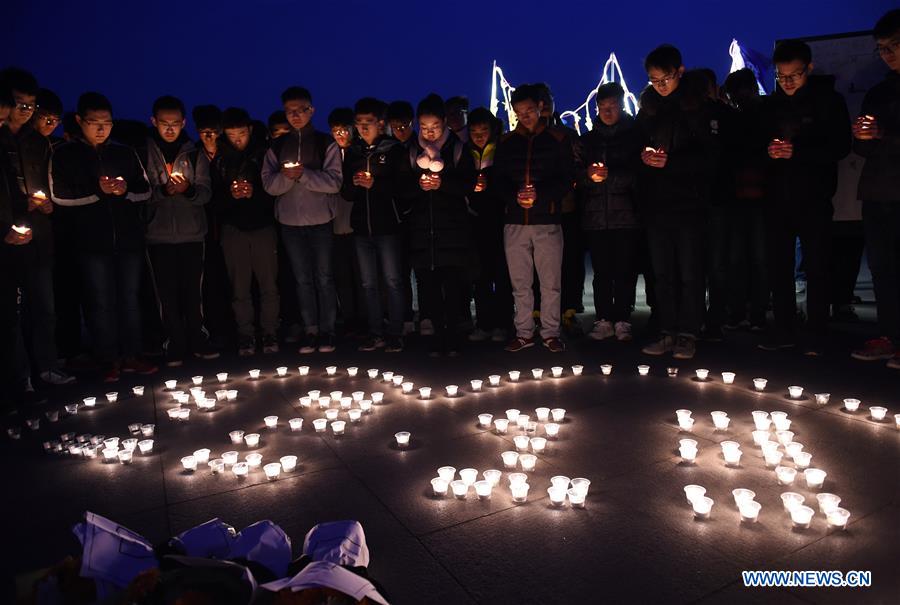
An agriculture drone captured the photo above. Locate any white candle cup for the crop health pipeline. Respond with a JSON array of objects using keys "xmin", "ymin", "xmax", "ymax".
[
  {"xmin": 360, "ymin": 400, "xmax": 373, "ymax": 413},
  {"xmin": 474, "ymin": 480, "xmax": 493, "ymax": 500},
  {"xmin": 81, "ymin": 445, "xmax": 96, "ymax": 458},
  {"xmin": 679, "ymin": 444, "xmax": 698, "ymax": 464},
  {"xmin": 684, "ymin": 484, "xmax": 706, "ymax": 504},
  {"xmin": 751, "ymin": 411, "xmax": 771, "ymax": 431},
  {"xmin": 395, "ymin": 431, "xmax": 411, "ymax": 448},
  {"xmin": 189, "ymin": 375, "xmax": 201, "ymax": 386},
  {"xmin": 165, "ymin": 380, "xmax": 177, "ymax": 390},
  {"xmin": 667, "ymin": 367, "xmax": 679, "ymax": 378},
  {"xmin": 105, "ymin": 392, "xmax": 118, "ymax": 403},
  {"xmin": 244, "ymin": 433, "xmax": 260, "ymax": 448},
  {"xmin": 382, "ymin": 371, "xmax": 394, "ymax": 382},
  {"xmin": 229, "ymin": 430, "xmax": 245, "ymax": 445},
  {"xmin": 721, "ymin": 444, "xmax": 742, "ymax": 466},
  {"xmin": 215, "ymin": 390, "xmax": 227, "ymax": 401},
  {"xmin": 46, "ymin": 410, "xmax": 60, "ymax": 423},
  {"xmin": 843, "ymin": 398, "xmax": 860, "ymax": 412},
  {"xmin": 65, "ymin": 403, "xmax": 79, "ymax": 415},
  {"xmin": 121, "ymin": 438, "xmax": 138, "ymax": 452},
  {"xmin": 348, "ymin": 408, "xmax": 362, "ymax": 422},
  {"xmin": 776, "ymin": 431, "xmax": 794, "ymax": 446},
  {"xmin": 450, "ymin": 480, "xmax": 469, "ymax": 499},
  {"xmin": 141, "ymin": 424, "xmax": 155, "ymax": 437},
  {"xmin": 431, "ymin": 477, "xmax": 449, "ymax": 496},
  {"xmin": 478, "ymin": 413, "xmax": 493, "ymax": 428},
  {"xmin": 276, "ymin": 366, "xmax": 287, "ymax": 377},
  {"xmin": 308, "ymin": 390, "xmax": 321, "ymax": 400},
  {"xmin": 232, "ymin": 462, "xmax": 249, "ymax": 477},
  {"xmin": 784, "ymin": 442, "xmax": 804, "ymax": 460},
  {"xmin": 519, "ymin": 453, "xmax": 537, "ymax": 471},
  {"xmin": 351, "ymin": 391, "xmax": 364, "ymax": 402},
  {"xmin": 793, "ymin": 451, "xmax": 812, "ymax": 470},
  {"xmin": 516, "ymin": 414, "xmax": 530, "ymax": 429},
  {"xmin": 514, "ymin": 435, "xmax": 530, "ymax": 452},
  {"xmin": 532, "ymin": 368, "xmax": 544, "ymax": 380},
  {"xmin": 83, "ymin": 397, "xmax": 96, "ymax": 408},
  {"xmin": 437, "ymin": 466, "xmax": 456, "ymax": 482},
  {"xmin": 488, "ymin": 374, "xmax": 501, "ymax": 386},
  {"xmin": 752, "ymin": 430, "xmax": 771, "ymax": 447},
  {"xmin": 245, "ymin": 452, "xmax": 263, "ymax": 467},
  {"xmin": 571, "ymin": 364, "xmax": 584, "ymax": 376},
  {"xmin": 790, "ymin": 504, "xmax": 815, "ymax": 529},
  {"xmin": 764, "ymin": 449, "xmax": 784, "ymax": 468},
  {"xmin": 208, "ymin": 459, "xmax": 225, "ymax": 473},
  {"xmin": 530, "ymin": 437, "xmax": 547, "ymax": 453},
  {"xmin": 505, "ymin": 409, "xmax": 520, "ymax": 421},
  {"xmin": 739, "ymin": 499, "xmax": 761, "ymax": 523},
  {"xmin": 280, "ymin": 455, "xmax": 298, "ymax": 472},
  {"xmin": 677, "ymin": 417, "xmax": 695, "ymax": 432},
  {"xmin": 551, "ymin": 408, "xmax": 566, "ymax": 422},
  {"xmin": 567, "ymin": 487, "xmax": 586, "ymax": 508},
  {"xmin": 264, "ymin": 462, "xmax": 282, "ymax": 480},
  {"xmin": 222, "ymin": 451, "xmax": 239, "ymax": 465},
  {"xmin": 340, "ymin": 397, "xmax": 352, "ymax": 409},
  {"xmin": 571, "ymin": 478, "xmax": 591, "ymax": 496},
  {"xmin": 181, "ymin": 455, "xmax": 197, "ymax": 471},
  {"xmin": 494, "ymin": 419, "xmax": 509, "ymax": 434},
  {"xmin": 816, "ymin": 493, "xmax": 841, "ymax": 514},
  {"xmin": 637, "ymin": 365, "xmax": 650, "ymax": 376},
  {"xmin": 753, "ymin": 378, "xmax": 767, "ymax": 391},
  {"xmin": 298, "ymin": 366, "xmax": 310, "ymax": 376},
  {"xmin": 710, "ymin": 411, "xmax": 730, "ymax": 430},
  {"xmin": 289, "ymin": 418, "xmax": 303, "ymax": 432},
  {"xmin": 804, "ymin": 468, "xmax": 826, "ymax": 490},
  {"xmin": 325, "ymin": 408, "xmax": 339, "ymax": 420},
  {"xmin": 347, "ymin": 367, "xmax": 358, "ymax": 377},
  {"xmin": 501, "ymin": 451, "xmax": 519, "ymax": 469},
  {"xmin": 695, "ymin": 368, "xmax": 709, "ymax": 380},
  {"xmin": 508, "ymin": 370, "xmax": 520, "ymax": 382},
  {"xmin": 264, "ymin": 416, "xmax": 278, "ymax": 429},
  {"xmin": 525, "ymin": 421, "xmax": 538, "ymax": 433},
  {"xmin": 510, "ymin": 482, "xmax": 530, "ymax": 503},
  {"xmin": 600, "ymin": 364, "xmax": 613, "ymax": 376},
  {"xmin": 550, "ymin": 475, "xmax": 571, "ymax": 490},
  {"xmin": 459, "ymin": 468, "xmax": 478, "ymax": 486},
  {"xmin": 692, "ymin": 496, "xmax": 714, "ymax": 519},
  {"xmin": 326, "ymin": 366, "xmax": 337, "ymax": 376},
  {"xmin": 550, "ymin": 366, "xmax": 563, "ymax": 378},
  {"xmin": 193, "ymin": 448, "xmax": 211, "ymax": 464},
  {"xmin": 547, "ymin": 486, "xmax": 567, "ymax": 507},
  {"xmin": 401, "ymin": 382, "xmax": 414, "ymax": 394},
  {"xmin": 770, "ymin": 409, "xmax": 788, "ymax": 425},
  {"xmin": 445, "ymin": 385, "xmax": 459, "ymax": 397},
  {"xmin": 419, "ymin": 387, "xmax": 432, "ymax": 399},
  {"xmin": 895, "ymin": 413, "xmax": 900, "ymax": 429},
  {"xmin": 217, "ymin": 372, "xmax": 228, "ymax": 383},
  {"xmin": 732, "ymin": 488, "xmax": 756, "ymax": 506},
  {"xmin": 138, "ymin": 439, "xmax": 154, "ymax": 454},
  {"xmin": 721, "ymin": 371, "xmax": 736, "ymax": 384},
  {"xmin": 483, "ymin": 469, "xmax": 502, "ymax": 486},
  {"xmin": 371, "ymin": 392, "xmax": 384, "ymax": 404},
  {"xmin": 676, "ymin": 409, "xmax": 692, "ymax": 421},
  {"xmin": 391, "ymin": 375, "xmax": 403, "ymax": 387},
  {"xmin": 132, "ymin": 385, "xmax": 145, "ymax": 397},
  {"xmin": 535, "ymin": 407, "xmax": 550, "ymax": 422},
  {"xmin": 331, "ymin": 420, "xmax": 346, "ymax": 435},
  {"xmin": 318, "ymin": 397, "xmax": 332, "ymax": 409},
  {"xmin": 826, "ymin": 507, "xmax": 850, "ymax": 530},
  {"xmin": 788, "ymin": 385, "xmax": 804, "ymax": 399},
  {"xmin": 249, "ymin": 369, "xmax": 260, "ymax": 380},
  {"xmin": 776, "ymin": 466, "xmax": 797, "ymax": 485},
  {"xmin": 367, "ymin": 368, "xmax": 379, "ymax": 379},
  {"xmin": 470, "ymin": 379, "xmax": 483, "ymax": 391},
  {"xmin": 869, "ymin": 406, "xmax": 888, "ymax": 421},
  {"xmin": 545, "ymin": 423, "xmax": 560, "ymax": 438}
]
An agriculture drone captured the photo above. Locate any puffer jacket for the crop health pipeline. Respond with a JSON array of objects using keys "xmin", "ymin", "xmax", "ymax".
[
  {"xmin": 340, "ymin": 136, "xmax": 407, "ymax": 236},
  {"xmin": 579, "ymin": 113, "xmax": 641, "ymax": 230},
  {"xmin": 855, "ymin": 71, "xmax": 900, "ymax": 202}
]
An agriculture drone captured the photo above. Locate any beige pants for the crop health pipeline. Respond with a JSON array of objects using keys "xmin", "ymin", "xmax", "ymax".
[{"xmin": 503, "ymin": 224, "xmax": 563, "ymax": 340}]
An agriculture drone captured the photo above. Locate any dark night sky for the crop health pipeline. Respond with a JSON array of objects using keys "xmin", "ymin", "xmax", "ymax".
[{"xmin": 5, "ymin": 0, "xmax": 895, "ymax": 132}]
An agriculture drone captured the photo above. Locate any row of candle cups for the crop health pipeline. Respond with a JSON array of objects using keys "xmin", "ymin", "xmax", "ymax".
[
  {"xmin": 181, "ymin": 451, "xmax": 298, "ymax": 478},
  {"xmin": 72, "ymin": 437, "xmax": 155, "ymax": 460},
  {"xmin": 301, "ymin": 391, "xmax": 384, "ymax": 405},
  {"xmin": 431, "ymin": 467, "xmax": 590, "ymax": 505},
  {"xmin": 684, "ymin": 485, "xmax": 848, "ymax": 529}
]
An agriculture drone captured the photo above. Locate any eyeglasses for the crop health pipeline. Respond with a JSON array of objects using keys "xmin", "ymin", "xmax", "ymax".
[
  {"xmin": 39, "ymin": 115, "xmax": 60, "ymax": 126},
  {"xmin": 874, "ymin": 39, "xmax": 900, "ymax": 57},
  {"xmin": 775, "ymin": 66, "xmax": 809, "ymax": 83},
  {"xmin": 198, "ymin": 129, "xmax": 219, "ymax": 138},
  {"xmin": 390, "ymin": 121, "xmax": 411, "ymax": 132},
  {"xmin": 648, "ymin": 72, "xmax": 679, "ymax": 88},
  {"xmin": 286, "ymin": 106, "xmax": 313, "ymax": 117},
  {"xmin": 331, "ymin": 128, "xmax": 350, "ymax": 136},
  {"xmin": 15, "ymin": 102, "xmax": 36, "ymax": 112}
]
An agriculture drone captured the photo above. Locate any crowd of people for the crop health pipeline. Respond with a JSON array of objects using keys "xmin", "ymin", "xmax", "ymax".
[{"xmin": 2, "ymin": 9, "xmax": 899, "ymax": 408}]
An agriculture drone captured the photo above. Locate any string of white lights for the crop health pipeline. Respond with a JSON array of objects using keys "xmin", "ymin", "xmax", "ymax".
[{"xmin": 558, "ymin": 53, "xmax": 640, "ymax": 135}]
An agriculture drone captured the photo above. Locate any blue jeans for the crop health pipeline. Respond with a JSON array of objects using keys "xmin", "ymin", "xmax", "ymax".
[
  {"xmin": 80, "ymin": 251, "xmax": 143, "ymax": 361},
  {"xmin": 280, "ymin": 222, "xmax": 336, "ymax": 335},
  {"xmin": 355, "ymin": 234, "xmax": 404, "ymax": 337}
]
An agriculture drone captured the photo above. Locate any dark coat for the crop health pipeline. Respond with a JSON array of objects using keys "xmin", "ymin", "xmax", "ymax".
[
  {"xmin": 340, "ymin": 136, "xmax": 407, "ymax": 236},
  {"xmin": 0, "ymin": 124, "xmax": 54, "ymax": 258},
  {"xmin": 210, "ymin": 139, "xmax": 275, "ymax": 232},
  {"xmin": 579, "ymin": 113, "xmax": 641, "ymax": 230},
  {"xmin": 855, "ymin": 71, "xmax": 900, "ymax": 203}
]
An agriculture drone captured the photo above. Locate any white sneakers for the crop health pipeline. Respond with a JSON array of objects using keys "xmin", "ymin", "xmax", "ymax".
[{"xmin": 590, "ymin": 320, "xmax": 632, "ymax": 342}]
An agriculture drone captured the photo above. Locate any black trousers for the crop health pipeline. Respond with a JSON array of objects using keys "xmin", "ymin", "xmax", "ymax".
[
  {"xmin": 863, "ymin": 201, "xmax": 900, "ymax": 340},
  {"xmin": 473, "ymin": 221, "xmax": 513, "ymax": 331},
  {"xmin": 333, "ymin": 233, "xmax": 367, "ymax": 334},
  {"xmin": 829, "ymin": 220, "xmax": 864, "ymax": 306},
  {"xmin": 705, "ymin": 206, "xmax": 731, "ymax": 329},
  {"xmin": 147, "ymin": 242, "xmax": 206, "ymax": 358},
  {"xmin": 0, "ymin": 248, "xmax": 19, "ymax": 409},
  {"xmin": 646, "ymin": 213, "xmax": 705, "ymax": 336},
  {"xmin": 416, "ymin": 266, "xmax": 465, "ymax": 336},
  {"xmin": 586, "ymin": 228, "xmax": 640, "ymax": 323},
  {"xmin": 727, "ymin": 205, "xmax": 768, "ymax": 325},
  {"xmin": 202, "ymin": 227, "xmax": 234, "ymax": 348},
  {"xmin": 561, "ymin": 211, "xmax": 585, "ymax": 313}
]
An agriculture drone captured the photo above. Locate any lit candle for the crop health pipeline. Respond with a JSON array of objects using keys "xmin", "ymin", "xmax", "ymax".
[
  {"xmin": 331, "ymin": 420, "xmax": 345, "ymax": 435},
  {"xmin": 752, "ymin": 430, "xmax": 770, "ymax": 447},
  {"xmin": 445, "ymin": 384, "xmax": 460, "ymax": 397},
  {"xmin": 121, "ymin": 438, "xmax": 137, "ymax": 451},
  {"xmin": 395, "ymin": 431, "xmax": 410, "ymax": 448},
  {"xmin": 470, "ymin": 379, "xmax": 483, "ymax": 391},
  {"xmin": 510, "ymin": 481, "xmax": 530, "ymax": 503},
  {"xmin": 775, "ymin": 466, "xmax": 797, "ymax": 485},
  {"xmin": 895, "ymin": 413, "xmax": 900, "ymax": 429},
  {"xmin": 83, "ymin": 397, "xmax": 96, "ymax": 407},
  {"xmin": 790, "ymin": 505, "xmax": 814, "ymax": 529},
  {"xmin": 684, "ymin": 485, "xmax": 706, "ymax": 504},
  {"xmin": 826, "ymin": 507, "xmax": 850, "ymax": 530},
  {"xmin": 505, "ymin": 408, "xmax": 520, "ymax": 421},
  {"xmin": 262, "ymin": 416, "xmax": 277, "ymax": 429},
  {"xmin": 419, "ymin": 387, "xmax": 432, "ymax": 399},
  {"xmin": 514, "ymin": 435, "xmax": 530, "ymax": 452},
  {"xmin": 525, "ymin": 421, "xmax": 538, "ymax": 433},
  {"xmin": 348, "ymin": 408, "xmax": 361, "ymax": 422},
  {"xmin": 534, "ymin": 407, "xmax": 550, "ymax": 422},
  {"xmin": 181, "ymin": 455, "xmax": 197, "ymax": 471},
  {"xmin": 532, "ymin": 368, "xmax": 544, "ymax": 380},
  {"xmin": 508, "ymin": 472, "xmax": 527, "ymax": 486},
  {"xmin": 488, "ymin": 374, "xmax": 501, "ymax": 386},
  {"xmin": 264, "ymin": 462, "xmax": 281, "ymax": 480},
  {"xmin": 167, "ymin": 407, "xmax": 181, "ymax": 420},
  {"xmin": 567, "ymin": 487, "xmax": 586, "ymax": 508},
  {"xmin": 192, "ymin": 375, "xmax": 203, "ymax": 386},
  {"xmin": 360, "ymin": 400, "xmax": 372, "ymax": 413},
  {"xmin": 280, "ymin": 455, "xmax": 298, "ymax": 472},
  {"xmin": 679, "ymin": 439, "xmax": 698, "ymax": 463},
  {"xmin": 138, "ymin": 439, "xmax": 154, "ymax": 454},
  {"xmin": 367, "ymin": 368, "xmax": 379, "ymax": 379},
  {"xmin": 141, "ymin": 424, "xmax": 155, "ymax": 437},
  {"xmin": 600, "ymin": 364, "xmax": 612, "ymax": 376},
  {"xmin": 519, "ymin": 454, "xmax": 537, "ymax": 471},
  {"xmin": 484, "ymin": 469, "xmax": 502, "ymax": 486},
  {"xmin": 478, "ymin": 413, "xmax": 493, "ymax": 428},
  {"xmin": 753, "ymin": 378, "xmax": 767, "ymax": 391},
  {"xmin": 103, "ymin": 437, "xmax": 120, "ymax": 450},
  {"xmin": 392, "ymin": 375, "xmax": 403, "ymax": 387},
  {"xmin": 329, "ymin": 391, "xmax": 343, "ymax": 401},
  {"xmin": 474, "ymin": 480, "xmax": 493, "ymax": 500},
  {"xmin": 229, "ymin": 430, "xmax": 245, "ymax": 444},
  {"xmin": 710, "ymin": 411, "xmax": 730, "ymax": 430},
  {"xmin": 244, "ymin": 433, "xmax": 260, "ymax": 447},
  {"xmin": 165, "ymin": 380, "xmax": 177, "ymax": 390},
  {"xmin": 459, "ymin": 468, "xmax": 478, "ymax": 486},
  {"xmin": 209, "ymin": 459, "xmax": 224, "ymax": 473},
  {"xmin": 530, "ymin": 437, "xmax": 547, "ymax": 453},
  {"xmin": 804, "ymin": 468, "xmax": 826, "ymax": 490},
  {"xmin": 431, "ymin": 477, "xmax": 449, "ymax": 496},
  {"xmin": 739, "ymin": 500, "xmax": 761, "ymax": 523},
  {"xmin": 695, "ymin": 368, "xmax": 709, "ymax": 380},
  {"xmin": 516, "ymin": 414, "xmax": 530, "ymax": 429},
  {"xmin": 494, "ymin": 419, "xmax": 509, "ymax": 434},
  {"xmin": 347, "ymin": 367, "xmax": 358, "ymax": 377},
  {"xmin": 438, "ymin": 466, "xmax": 456, "ymax": 482},
  {"xmin": 339, "ymin": 397, "xmax": 351, "ymax": 410},
  {"xmin": 751, "ymin": 410, "xmax": 771, "ymax": 431},
  {"xmin": 763, "ymin": 448, "xmax": 783, "ymax": 468},
  {"xmin": 814, "ymin": 393, "xmax": 830, "ymax": 405},
  {"xmin": 638, "ymin": 365, "xmax": 650, "ymax": 376},
  {"xmin": 676, "ymin": 409, "xmax": 694, "ymax": 431},
  {"xmin": 193, "ymin": 448, "xmax": 211, "ymax": 464},
  {"xmin": 402, "ymin": 382, "xmax": 414, "ymax": 393},
  {"xmin": 326, "ymin": 366, "xmax": 337, "ymax": 376},
  {"xmin": 815, "ymin": 493, "xmax": 841, "ymax": 514},
  {"xmin": 105, "ymin": 392, "xmax": 118, "ymax": 403},
  {"xmin": 667, "ymin": 367, "xmax": 678, "ymax": 378},
  {"xmin": 222, "ymin": 451, "xmax": 239, "ymax": 465},
  {"xmin": 721, "ymin": 372, "xmax": 735, "ymax": 384},
  {"xmin": 132, "ymin": 386, "xmax": 145, "ymax": 396},
  {"xmin": 545, "ymin": 423, "xmax": 560, "ymax": 438},
  {"xmin": 32, "ymin": 189, "xmax": 47, "ymax": 202},
  {"xmin": 793, "ymin": 451, "xmax": 812, "ymax": 469},
  {"xmin": 65, "ymin": 403, "xmax": 79, "ymax": 415},
  {"xmin": 771, "ymin": 412, "xmax": 791, "ymax": 431},
  {"xmin": 721, "ymin": 441, "xmax": 742, "ymax": 466},
  {"xmin": 776, "ymin": 430, "xmax": 794, "ymax": 446},
  {"xmin": 692, "ymin": 496, "xmax": 714, "ymax": 519},
  {"xmin": 731, "ymin": 488, "xmax": 756, "ymax": 506},
  {"xmin": 788, "ymin": 385, "xmax": 803, "ymax": 399},
  {"xmin": 508, "ymin": 370, "xmax": 520, "ymax": 382},
  {"xmin": 325, "ymin": 408, "xmax": 339, "ymax": 420},
  {"xmin": 245, "ymin": 452, "xmax": 263, "ymax": 467},
  {"xmin": 382, "ymin": 371, "xmax": 393, "ymax": 382},
  {"xmin": 249, "ymin": 369, "xmax": 261, "ymax": 379},
  {"xmin": 215, "ymin": 390, "xmax": 227, "ymax": 401},
  {"xmin": 450, "ymin": 480, "xmax": 468, "ymax": 499},
  {"xmin": 571, "ymin": 478, "xmax": 591, "ymax": 497},
  {"xmin": 299, "ymin": 366, "xmax": 310, "ymax": 376},
  {"xmin": 572, "ymin": 365, "xmax": 583, "ymax": 376},
  {"xmin": 317, "ymin": 397, "xmax": 331, "ymax": 409},
  {"xmin": 501, "ymin": 451, "xmax": 519, "ymax": 468},
  {"xmin": 178, "ymin": 393, "xmax": 192, "ymax": 404},
  {"xmin": 371, "ymin": 392, "xmax": 384, "ymax": 404},
  {"xmin": 784, "ymin": 442, "xmax": 804, "ymax": 460},
  {"xmin": 276, "ymin": 366, "xmax": 288, "ymax": 377},
  {"xmin": 551, "ymin": 408, "xmax": 566, "ymax": 422},
  {"xmin": 870, "ymin": 406, "xmax": 887, "ymax": 421},
  {"xmin": 547, "ymin": 486, "xmax": 567, "ymax": 507},
  {"xmin": 550, "ymin": 476, "xmax": 571, "ymax": 490},
  {"xmin": 232, "ymin": 462, "xmax": 249, "ymax": 477},
  {"xmin": 217, "ymin": 372, "xmax": 228, "ymax": 383}
]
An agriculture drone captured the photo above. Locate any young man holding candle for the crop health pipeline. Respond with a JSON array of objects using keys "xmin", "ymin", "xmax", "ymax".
[
  {"xmin": 493, "ymin": 84, "xmax": 575, "ymax": 353},
  {"xmin": 211, "ymin": 107, "xmax": 279, "ymax": 357},
  {"xmin": 851, "ymin": 9, "xmax": 900, "ymax": 368},
  {"xmin": 637, "ymin": 45, "xmax": 719, "ymax": 360},
  {"xmin": 141, "ymin": 95, "xmax": 218, "ymax": 367},
  {"xmin": 759, "ymin": 40, "xmax": 850, "ymax": 356},
  {"xmin": 262, "ymin": 86, "xmax": 342, "ymax": 354},
  {"xmin": 341, "ymin": 97, "xmax": 408, "ymax": 353},
  {"xmin": 49, "ymin": 92, "xmax": 157, "ymax": 382}
]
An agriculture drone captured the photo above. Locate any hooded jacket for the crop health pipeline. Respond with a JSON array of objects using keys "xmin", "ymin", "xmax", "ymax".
[
  {"xmin": 579, "ymin": 113, "xmax": 642, "ymax": 230},
  {"xmin": 340, "ymin": 135, "xmax": 407, "ymax": 236},
  {"xmin": 492, "ymin": 122, "xmax": 575, "ymax": 225},
  {"xmin": 261, "ymin": 124, "xmax": 342, "ymax": 226},
  {"xmin": 761, "ymin": 75, "xmax": 851, "ymax": 209},
  {"xmin": 48, "ymin": 137, "xmax": 151, "ymax": 254},
  {"xmin": 210, "ymin": 137, "xmax": 275, "ymax": 232},
  {"xmin": 855, "ymin": 70, "xmax": 900, "ymax": 203},
  {"xmin": 141, "ymin": 132, "xmax": 211, "ymax": 244}
]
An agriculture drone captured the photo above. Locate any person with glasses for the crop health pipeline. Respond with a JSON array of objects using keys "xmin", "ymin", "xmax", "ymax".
[
  {"xmin": 851, "ymin": 9, "xmax": 900, "ymax": 368},
  {"xmin": 637, "ymin": 45, "xmax": 719, "ymax": 360},
  {"xmin": 759, "ymin": 39, "xmax": 851, "ymax": 356},
  {"xmin": 32, "ymin": 89, "xmax": 63, "ymax": 141},
  {"xmin": 0, "ymin": 68, "xmax": 76, "ymax": 387},
  {"xmin": 493, "ymin": 84, "xmax": 575, "ymax": 354},
  {"xmin": 262, "ymin": 86, "xmax": 342, "ymax": 354}
]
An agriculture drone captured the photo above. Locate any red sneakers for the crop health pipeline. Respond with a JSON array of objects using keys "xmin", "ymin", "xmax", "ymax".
[
  {"xmin": 121, "ymin": 357, "xmax": 159, "ymax": 375},
  {"xmin": 505, "ymin": 337, "xmax": 535, "ymax": 352},
  {"xmin": 543, "ymin": 337, "xmax": 565, "ymax": 353},
  {"xmin": 102, "ymin": 364, "xmax": 120, "ymax": 383},
  {"xmin": 850, "ymin": 337, "xmax": 894, "ymax": 361}
]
